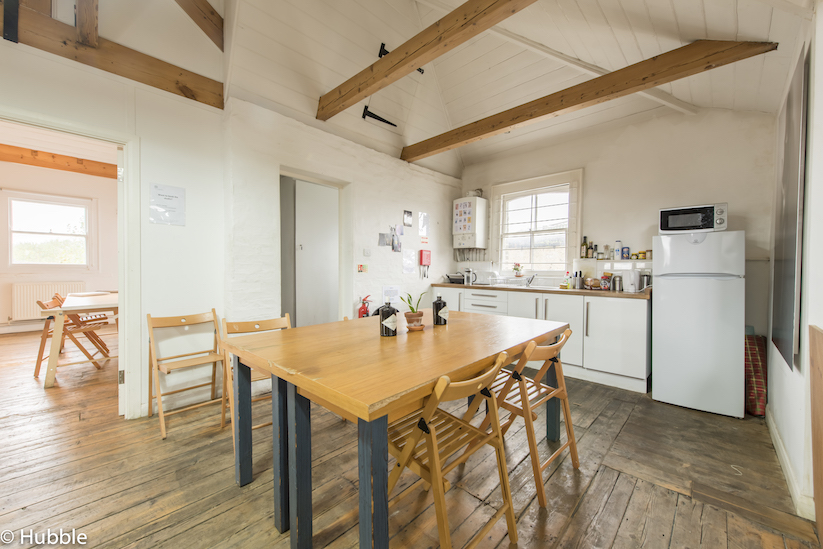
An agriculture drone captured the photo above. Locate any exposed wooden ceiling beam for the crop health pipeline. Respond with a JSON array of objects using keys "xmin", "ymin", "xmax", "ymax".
[
  {"xmin": 414, "ymin": 0, "xmax": 698, "ymax": 116},
  {"xmin": 401, "ymin": 40, "xmax": 778, "ymax": 162},
  {"xmin": 173, "ymin": 0, "xmax": 223, "ymax": 51},
  {"xmin": 76, "ymin": 0, "xmax": 98, "ymax": 48},
  {"xmin": 13, "ymin": 5, "xmax": 223, "ymax": 109},
  {"xmin": 0, "ymin": 142, "xmax": 117, "ymax": 179},
  {"xmin": 316, "ymin": 0, "xmax": 539, "ymax": 122}
]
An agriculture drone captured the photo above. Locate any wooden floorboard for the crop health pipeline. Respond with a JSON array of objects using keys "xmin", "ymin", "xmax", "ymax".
[{"xmin": 0, "ymin": 329, "xmax": 817, "ymax": 548}]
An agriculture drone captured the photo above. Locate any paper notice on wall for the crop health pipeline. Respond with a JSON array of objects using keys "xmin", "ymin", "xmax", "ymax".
[
  {"xmin": 419, "ymin": 212, "xmax": 429, "ymax": 237},
  {"xmin": 402, "ymin": 249, "xmax": 415, "ymax": 274},
  {"xmin": 149, "ymin": 184, "xmax": 186, "ymax": 226},
  {"xmin": 383, "ymin": 285, "xmax": 401, "ymax": 305},
  {"xmin": 403, "ymin": 210, "xmax": 413, "ymax": 227}
]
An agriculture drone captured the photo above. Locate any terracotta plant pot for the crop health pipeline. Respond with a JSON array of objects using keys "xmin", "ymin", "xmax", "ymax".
[{"xmin": 405, "ymin": 311, "xmax": 424, "ymax": 331}]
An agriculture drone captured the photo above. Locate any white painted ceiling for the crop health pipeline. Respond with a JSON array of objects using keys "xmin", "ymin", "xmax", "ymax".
[{"xmin": 225, "ymin": 0, "xmax": 807, "ymax": 178}]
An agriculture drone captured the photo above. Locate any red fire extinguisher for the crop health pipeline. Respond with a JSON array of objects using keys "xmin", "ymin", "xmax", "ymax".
[{"xmin": 358, "ymin": 295, "xmax": 372, "ymax": 318}]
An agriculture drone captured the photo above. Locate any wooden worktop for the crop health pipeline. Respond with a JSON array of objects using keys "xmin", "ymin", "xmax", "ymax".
[{"xmin": 431, "ymin": 283, "xmax": 651, "ymax": 300}]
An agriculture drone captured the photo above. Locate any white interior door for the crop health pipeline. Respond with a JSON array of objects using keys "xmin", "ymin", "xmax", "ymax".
[{"xmin": 295, "ymin": 180, "xmax": 339, "ymax": 327}]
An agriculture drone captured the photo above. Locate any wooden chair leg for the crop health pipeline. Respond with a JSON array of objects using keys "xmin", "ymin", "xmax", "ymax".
[
  {"xmin": 425, "ymin": 431, "xmax": 452, "ymax": 549},
  {"xmin": 221, "ymin": 359, "xmax": 230, "ymax": 429},
  {"xmin": 34, "ymin": 319, "xmax": 51, "ymax": 377},
  {"xmin": 65, "ymin": 331, "xmax": 102, "ymax": 369},
  {"xmin": 519, "ymin": 376, "xmax": 546, "ymax": 507},
  {"xmin": 152, "ymin": 364, "xmax": 167, "ymax": 439},
  {"xmin": 148, "ymin": 349, "xmax": 154, "ymax": 418},
  {"xmin": 213, "ymin": 362, "xmax": 218, "ymax": 401},
  {"xmin": 487, "ymin": 395, "xmax": 518, "ymax": 544},
  {"xmin": 556, "ymin": 361, "xmax": 580, "ymax": 469}
]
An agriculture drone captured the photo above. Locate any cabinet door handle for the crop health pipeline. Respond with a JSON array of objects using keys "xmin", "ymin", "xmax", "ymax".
[
  {"xmin": 544, "ymin": 298, "xmax": 549, "ymax": 321},
  {"xmin": 470, "ymin": 293, "xmax": 498, "ymax": 298},
  {"xmin": 458, "ymin": 294, "xmax": 462, "ymax": 311},
  {"xmin": 585, "ymin": 301, "xmax": 590, "ymax": 337},
  {"xmin": 472, "ymin": 303, "xmax": 498, "ymax": 309}
]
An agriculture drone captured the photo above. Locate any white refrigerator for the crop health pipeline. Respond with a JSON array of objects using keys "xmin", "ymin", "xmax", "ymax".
[{"xmin": 652, "ymin": 231, "xmax": 745, "ymax": 418}]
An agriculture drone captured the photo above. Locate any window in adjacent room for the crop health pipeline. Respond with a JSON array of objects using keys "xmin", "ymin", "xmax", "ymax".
[
  {"xmin": 492, "ymin": 169, "xmax": 582, "ymax": 275},
  {"xmin": 7, "ymin": 192, "xmax": 95, "ymax": 266}
]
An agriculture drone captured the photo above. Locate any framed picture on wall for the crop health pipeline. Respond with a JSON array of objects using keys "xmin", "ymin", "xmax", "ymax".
[{"xmin": 772, "ymin": 47, "xmax": 810, "ymax": 370}]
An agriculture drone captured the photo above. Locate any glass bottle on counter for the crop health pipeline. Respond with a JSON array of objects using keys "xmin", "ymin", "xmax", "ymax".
[
  {"xmin": 379, "ymin": 301, "xmax": 398, "ymax": 337},
  {"xmin": 580, "ymin": 236, "xmax": 588, "ymax": 259},
  {"xmin": 433, "ymin": 293, "xmax": 448, "ymax": 325}
]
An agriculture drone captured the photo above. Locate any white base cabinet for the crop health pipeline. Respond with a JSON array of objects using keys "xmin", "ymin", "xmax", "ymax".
[
  {"xmin": 506, "ymin": 289, "xmax": 650, "ymax": 391},
  {"xmin": 583, "ymin": 297, "xmax": 650, "ymax": 382},
  {"xmin": 436, "ymin": 287, "xmax": 463, "ymax": 312}
]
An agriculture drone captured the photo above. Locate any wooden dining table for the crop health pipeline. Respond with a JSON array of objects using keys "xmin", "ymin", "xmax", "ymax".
[
  {"xmin": 222, "ymin": 309, "xmax": 568, "ymax": 549},
  {"xmin": 41, "ymin": 292, "xmax": 119, "ymax": 388}
]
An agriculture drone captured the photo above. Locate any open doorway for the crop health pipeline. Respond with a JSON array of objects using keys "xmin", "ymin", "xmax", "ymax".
[
  {"xmin": 280, "ymin": 175, "xmax": 340, "ymax": 327},
  {"xmin": 0, "ymin": 119, "xmax": 123, "ymax": 412}
]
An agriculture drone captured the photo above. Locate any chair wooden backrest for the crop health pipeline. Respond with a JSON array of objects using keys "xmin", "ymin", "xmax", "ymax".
[
  {"xmin": 147, "ymin": 310, "xmax": 221, "ymax": 372},
  {"xmin": 223, "ymin": 314, "xmax": 291, "ymax": 337}
]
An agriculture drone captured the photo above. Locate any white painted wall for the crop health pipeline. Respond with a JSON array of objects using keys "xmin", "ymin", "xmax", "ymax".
[
  {"xmin": 224, "ymin": 98, "xmax": 461, "ymax": 323},
  {"xmin": 222, "ymin": 0, "xmax": 463, "ymax": 178},
  {"xmin": 0, "ymin": 163, "xmax": 118, "ymax": 328},
  {"xmin": 462, "ymin": 109, "xmax": 777, "ymax": 335},
  {"xmin": 765, "ymin": 8, "xmax": 819, "ymax": 521},
  {"xmin": 0, "ymin": 35, "xmax": 225, "ymax": 419}
]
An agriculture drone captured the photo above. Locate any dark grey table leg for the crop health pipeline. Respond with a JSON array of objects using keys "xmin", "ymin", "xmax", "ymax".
[
  {"xmin": 272, "ymin": 375, "xmax": 289, "ymax": 533},
  {"xmin": 358, "ymin": 416, "xmax": 388, "ymax": 549},
  {"xmin": 287, "ymin": 383, "xmax": 312, "ymax": 549},
  {"xmin": 545, "ymin": 365, "xmax": 560, "ymax": 442},
  {"xmin": 234, "ymin": 356, "xmax": 253, "ymax": 486}
]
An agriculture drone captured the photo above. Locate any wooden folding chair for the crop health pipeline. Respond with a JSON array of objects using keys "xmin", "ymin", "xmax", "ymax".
[
  {"xmin": 220, "ymin": 315, "xmax": 291, "ymax": 449},
  {"xmin": 482, "ymin": 329, "xmax": 580, "ymax": 507},
  {"xmin": 147, "ymin": 309, "xmax": 223, "ymax": 439},
  {"xmin": 53, "ymin": 293, "xmax": 110, "ymax": 357},
  {"xmin": 387, "ymin": 352, "xmax": 518, "ymax": 549},
  {"xmin": 34, "ymin": 296, "xmax": 110, "ymax": 377}
]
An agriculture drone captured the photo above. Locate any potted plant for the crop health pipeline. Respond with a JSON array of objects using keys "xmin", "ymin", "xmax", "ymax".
[
  {"xmin": 513, "ymin": 263, "xmax": 524, "ymax": 277},
  {"xmin": 399, "ymin": 292, "xmax": 425, "ymax": 331}
]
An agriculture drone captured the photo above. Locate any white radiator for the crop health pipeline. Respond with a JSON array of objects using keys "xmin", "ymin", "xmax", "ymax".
[{"xmin": 11, "ymin": 282, "xmax": 86, "ymax": 321}]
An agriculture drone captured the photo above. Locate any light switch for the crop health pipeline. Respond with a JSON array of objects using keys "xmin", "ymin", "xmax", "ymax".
[{"xmin": 363, "ymin": 248, "xmax": 371, "ymax": 257}]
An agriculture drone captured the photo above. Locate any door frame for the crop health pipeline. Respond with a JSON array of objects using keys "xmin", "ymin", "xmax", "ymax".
[{"xmin": 0, "ymin": 104, "xmax": 143, "ymax": 418}]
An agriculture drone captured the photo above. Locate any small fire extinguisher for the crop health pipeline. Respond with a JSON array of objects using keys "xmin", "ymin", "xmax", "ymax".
[{"xmin": 358, "ymin": 295, "xmax": 372, "ymax": 318}]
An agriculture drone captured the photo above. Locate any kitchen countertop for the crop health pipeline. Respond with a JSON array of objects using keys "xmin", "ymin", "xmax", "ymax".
[{"xmin": 431, "ymin": 283, "xmax": 651, "ymax": 300}]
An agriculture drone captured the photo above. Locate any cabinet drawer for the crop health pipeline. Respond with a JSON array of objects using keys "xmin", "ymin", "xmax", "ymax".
[
  {"xmin": 463, "ymin": 289, "xmax": 508, "ymax": 303},
  {"xmin": 463, "ymin": 300, "xmax": 508, "ymax": 315}
]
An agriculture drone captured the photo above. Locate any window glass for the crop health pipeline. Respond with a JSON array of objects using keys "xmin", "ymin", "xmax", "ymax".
[
  {"xmin": 499, "ymin": 185, "xmax": 569, "ymax": 273},
  {"xmin": 10, "ymin": 199, "xmax": 88, "ymax": 265}
]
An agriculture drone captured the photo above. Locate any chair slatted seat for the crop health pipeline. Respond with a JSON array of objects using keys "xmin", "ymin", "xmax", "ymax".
[
  {"xmin": 480, "ymin": 329, "xmax": 580, "ymax": 508},
  {"xmin": 387, "ymin": 351, "xmax": 518, "ymax": 549}
]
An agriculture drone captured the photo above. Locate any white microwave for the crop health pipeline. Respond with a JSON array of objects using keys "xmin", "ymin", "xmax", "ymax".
[{"xmin": 659, "ymin": 203, "xmax": 728, "ymax": 234}]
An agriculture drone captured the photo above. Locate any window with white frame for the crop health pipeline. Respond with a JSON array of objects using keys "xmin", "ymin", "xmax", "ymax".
[
  {"xmin": 492, "ymin": 170, "xmax": 582, "ymax": 275},
  {"xmin": 6, "ymin": 192, "xmax": 95, "ymax": 267}
]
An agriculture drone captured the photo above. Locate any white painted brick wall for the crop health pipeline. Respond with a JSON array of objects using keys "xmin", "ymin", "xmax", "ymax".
[{"xmin": 225, "ymin": 98, "xmax": 463, "ymax": 322}]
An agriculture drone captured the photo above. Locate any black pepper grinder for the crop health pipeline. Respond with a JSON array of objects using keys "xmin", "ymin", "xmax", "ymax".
[
  {"xmin": 379, "ymin": 301, "xmax": 398, "ymax": 337},
  {"xmin": 433, "ymin": 293, "xmax": 448, "ymax": 325}
]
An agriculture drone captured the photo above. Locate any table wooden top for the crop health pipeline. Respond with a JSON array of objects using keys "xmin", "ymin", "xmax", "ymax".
[
  {"xmin": 40, "ymin": 293, "xmax": 119, "ymax": 317},
  {"xmin": 222, "ymin": 309, "xmax": 568, "ymax": 421}
]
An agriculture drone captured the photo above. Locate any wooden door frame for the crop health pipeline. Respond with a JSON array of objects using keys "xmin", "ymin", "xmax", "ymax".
[{"xmin": 0, "ymin": 105, "xmax": 143, "ymax": 419}]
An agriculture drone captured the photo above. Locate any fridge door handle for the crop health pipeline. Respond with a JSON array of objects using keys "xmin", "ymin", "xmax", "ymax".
[{"xmin": 656, "ymin": 273, "xmax": 743, "ymax": 280}]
